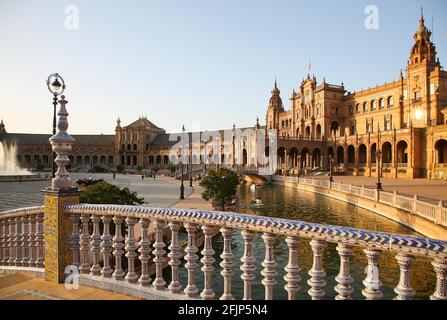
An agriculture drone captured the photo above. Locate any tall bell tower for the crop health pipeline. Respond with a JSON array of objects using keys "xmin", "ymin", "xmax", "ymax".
[
  {"xmin": 265, "ymin": 80, "xmax": 284, "ymax": 131},
  {"xmin": 405, "ymin": 10, "xmax": 442, "ymax": 128}
]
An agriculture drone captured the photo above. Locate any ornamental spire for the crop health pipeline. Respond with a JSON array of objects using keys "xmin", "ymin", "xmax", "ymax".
[{"xmin": 48, "ymin": 95, "xmax": 76, "ymax": 191}]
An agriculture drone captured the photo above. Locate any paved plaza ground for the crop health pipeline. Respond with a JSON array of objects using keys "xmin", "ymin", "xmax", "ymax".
[{"xmin": 0, "ymin": 173, "xmax": 194, "ymax": 212}]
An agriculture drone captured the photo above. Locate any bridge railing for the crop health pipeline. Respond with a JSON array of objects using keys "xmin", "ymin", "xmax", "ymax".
[
  {"xmin": 273, "ymin": 176, "xmax": 447, "ymax": 228},
  {"xmin": 54, "ymin": 203, "xmax": 447, "ymax": 300}
]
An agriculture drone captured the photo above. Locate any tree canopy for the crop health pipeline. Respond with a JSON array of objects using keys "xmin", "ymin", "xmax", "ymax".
[
  {"xmin": 199, "ymin": 169, "xmax": 239, "ymax": 210},
  {"xmin": 80, "ymin": 181, "xmax": 144, "ymax": 205}
]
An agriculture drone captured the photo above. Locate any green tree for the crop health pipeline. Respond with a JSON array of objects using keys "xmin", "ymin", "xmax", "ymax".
[
  {"xmin": 151, "ymin": 165, "xmax": 160, "ymax": 176},
  {"xmin": 136, "ymin": 166, "xmax": 144, "ymax": 173},
  {"xmin": 199, "ymin": 169, "xmax": 239, "ymax": 211},
  {"xmin": 80, "ymin": 181, "xmax": 144, "ymax": 205},
  {"xmin": 167, "ymin": 164, "xmax": 177, "ymax": 174},
  {"xmin": 116, "ymin": 165, "xmax": 124, "ymax": 173}
]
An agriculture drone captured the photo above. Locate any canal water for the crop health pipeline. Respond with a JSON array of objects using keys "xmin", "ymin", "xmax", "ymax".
[{"xmin": 172, "ymin": 184, "xmax": 436, "ymax": 300}]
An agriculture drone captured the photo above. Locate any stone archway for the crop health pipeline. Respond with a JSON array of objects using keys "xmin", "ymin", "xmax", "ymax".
[
  {"xmin": 435, "ymin": 139, "xmax": 447, "ymax": 165},
  {"xmin": 301, "ymin": 148, "xmax": 310, "ymax": 169},
  {"xmin": 358, "ymin": 144, "xmax": 367, "ymax": 166},
  {"xmin": 396, "ymin": 141, "xmax": 408, "ymax": 166},
  {"xmin": 336, "ymin": 146, "xmax": 344, "ymax": 165},
  {"xmin": 347, "ymin": 145, "xmax": 355, "ymax": 167},
  {"xmin": 312, "ymin": 148, "xmax": 322, "ymax": 169},
  {"xmin": 289, "ymin": 147, "xmax": 299, "ymax": 169},
  {"xmin": 382, "ymin": 142, "xmax": 393, "ymax": 165},
  {"xmin": 316, "ymin": 124, "xmax": 322, "ymax": 139},
  {"xmin": 330, "ymin": 121, "xmax": 339, "ymax": 137}
]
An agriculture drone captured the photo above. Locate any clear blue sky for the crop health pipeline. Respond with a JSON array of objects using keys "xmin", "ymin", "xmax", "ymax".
[{"xmin": 1, "ymin": 0, "xmax": 446, "ymax": 134}]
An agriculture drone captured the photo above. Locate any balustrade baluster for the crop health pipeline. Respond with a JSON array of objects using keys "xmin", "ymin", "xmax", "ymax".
[
  {"xmin": 14, "ymin": 217, "xmax": 22, "ymax": 266},
  {"xmin": 184, "ymin": 223, "xmax": 199, "ymax": 297},
  {"xmin": 240, "ymin": 229, "xmax": 256, "ymax": 300},
  {"xmin": 153, "ymin": 219, "xmax": 166, "ymax": 290},
  {"xmin": 0, "ymin": 220, "xmax": 4, "ymax": 265},
  {"xmin": 220, "ymin": 227, "xmax": 235, "ymax": 300},
  {"xmin": 362, "ymin": 248, "xmax": 383, "ymax": 300},
  {"xmin": 168, "ymin": 221, "xmax": 181, "ymax": 293},
  {"xmin": 201, "ymin": 225, "xmax": 217, "ymax": 300},
  {"xmin": 261, "ymin": 233, "xmax": 277, "ymax": 300},
  {"xmin": 335, "ymin": 244, "xmax": 354, "ymax": 300},
  {"xmin": 3, "ymin": 219, "xmax": 13, "ymax": 266},
  {"xmin": 35, "ymin": 214, "xmax": 44, "ymax": 268},
  {"xmin": 7, "ymin": 218, "xmax": 14, "ymax": 266},
  {"xmin": 70, "ymin": 213, "xmax": 80, "ymax": 267},
  {"xmin": 90, "ymin": 215, "xmax": 102, "ymax": 276},
  {"xmin": 79, "ymin": 214, "xmax": 91, "ymax": 274},
  {"xmin": 284, "ymin": 236, "xmax": 301, "ymax": 300},
  {"xmin": 21, "ymin": 216, "xmax": 30, "ymax": 267},
  {"xmin": 124, "ymin": 217, "xmax": 138, "ymax": 283},
  {"xmin": 138, "ymin": 218, "xmax": 152, "ymax": 286},
  {"xmin": 394, "ymin": 253, "xmax": 415, "ymax": 300},
  {"xmin": 307, "ymin": 239, "xmax": 326, "ymax": 300},
  {"xmin": 3, "ymin": 219, "xmax": 9, "ymax": 265},
  {"xmin": 430, "ymin": 258, "xmax": 447, "ymax": 300},
  {"xmin": 28, "ymin": 215, "xmax": 36, "ymax": 267},
  {"xmin": 112, "ymin": 216, "xmax": 125, "ymax": 280},
  {"xmin": 100, "ymin": 215, "xmax": 113, "ymax": 278}
]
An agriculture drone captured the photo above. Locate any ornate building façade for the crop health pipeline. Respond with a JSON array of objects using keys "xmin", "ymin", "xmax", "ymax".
[
  {"xmin": 267, "ymin": 14, "xmax": 447, "ymax": 179},
  {"xmin": 1, "ymin": 15, "xmax": 447, "ymax": 179}
]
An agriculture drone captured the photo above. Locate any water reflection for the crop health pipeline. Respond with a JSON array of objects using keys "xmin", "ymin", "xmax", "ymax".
[{"xmin": 167, "ymin": 185, "xmax": 435, "ymax": 300}]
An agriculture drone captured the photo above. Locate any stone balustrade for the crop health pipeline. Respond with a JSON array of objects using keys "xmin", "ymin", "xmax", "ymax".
[
  {"xmin": 275, "ymin": 176, "xmax": 447, "ymax": 229},
  {"xmin": 0, "ymin": 206, "xmax": 45, "ymax": 269},
  {"xmin": 1, "ymin": 203, "xmax": 447, "ymax": 300},
  {"xmin": 57, "ymin": 204, "xmax": 447, "ymax": 299}
]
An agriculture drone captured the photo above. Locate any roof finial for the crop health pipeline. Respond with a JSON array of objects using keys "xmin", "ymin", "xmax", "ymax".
[{"xmin": 308, "ymin": 58, "xmax": 311, "ymax": 77}]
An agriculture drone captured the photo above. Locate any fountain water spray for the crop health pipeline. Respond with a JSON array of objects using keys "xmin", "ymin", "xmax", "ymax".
[{"xmin": 0, "ymin": 141, "xmax": 31, "ymax": 175}]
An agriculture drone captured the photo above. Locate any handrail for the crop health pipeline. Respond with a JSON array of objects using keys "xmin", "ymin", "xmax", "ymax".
[
  {"xmin": 65, "ymin": 204, "xmax": 447, "ymax": 258},
  {"xmin": 0, "ymin": 206, "xmax": 44, "ymax": 219}
]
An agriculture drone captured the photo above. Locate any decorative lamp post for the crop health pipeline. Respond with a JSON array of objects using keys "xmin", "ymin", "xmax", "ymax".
[
  {"xmin": 48, "ymin": 95, "xmax": 75, "ymax": 191},
  {"xmin": 203, "ymin": 138, "xmax": 208, "ymax": 175},
  {"xmin": 329, "ymin": 154, "xmax": 334, "ymax": 182},
  {"xmin": 376, "ymin": 150, "xmax": 382, "ymax": 190},
  {"xmin": 180, "ymin": 126, "xmax": 185, "ymax": 200},
  {"xmin": 47, "ymin": 73, "xmax": 66, "ymax": 178},
  {"xmin": 189, "ymin": 131, "xmax": 193, "ymax": 187}
]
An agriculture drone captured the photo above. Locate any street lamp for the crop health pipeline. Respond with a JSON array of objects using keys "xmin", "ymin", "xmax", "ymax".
[
  {"xmin": 376, "ymin": 149, "xmax": 382, "ymax": 190},
  {"xmin": 180, "ymin": 125, "xmax": 186, "ymax": 200},
  {"xmin": 47, "ymin": 73, "xmax": 66, "ymax": 178},
  {"xmin": 188, "ymin": 133, "xmax": 193, "ymax": 187},
  {"xmin": 329, "ymin": 154, "xmax": 334, "ymax": 182}
]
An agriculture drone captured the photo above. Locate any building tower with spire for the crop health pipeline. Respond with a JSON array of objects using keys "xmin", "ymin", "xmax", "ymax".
[{"xmin": 265, "ymin": 80, "xmax": 284, "ymax": 131}]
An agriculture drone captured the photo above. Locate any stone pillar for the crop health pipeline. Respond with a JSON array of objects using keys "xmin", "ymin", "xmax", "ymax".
[
  {"xmin": 353, "ymin": 146, "xmax": 359, "ymax": 176},
  {"xmin": 43, "ymin": 95, "xmax": 79, "ymax": 283}
]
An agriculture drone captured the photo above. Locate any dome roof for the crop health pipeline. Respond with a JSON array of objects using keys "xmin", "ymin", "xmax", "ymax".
[{"xmin": 269, "ymin": 80, "xmax": 283, "ymax": 107}]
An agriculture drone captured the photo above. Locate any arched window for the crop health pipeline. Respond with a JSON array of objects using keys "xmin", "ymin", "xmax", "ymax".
[
  {"xmin": 356, "ymin": 104, "xmax": 360, "ymax": 114},
  {"xmin": 379, "ymin": 98, "xmax": 385, "ymax": 109},
  {"xmin": 363, "ymin": 102, "xmax": 368, "ymax": 112},
  {"xmin": 387, "ymin": 96, "xmax": 394, "ymax": 107},
  {"xmin": 371, "ymin": 100, "xmax": 376, "ymax": 111},
  {"xmin": 349, "ymin": 105, "xmax": 354, "ymax": 115}
]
